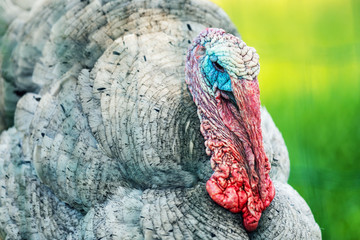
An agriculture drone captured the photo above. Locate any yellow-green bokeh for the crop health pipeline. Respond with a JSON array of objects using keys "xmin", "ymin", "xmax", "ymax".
[{"xmin": 211, "ymin": 0, "xmax": 360, "ymax": 239}]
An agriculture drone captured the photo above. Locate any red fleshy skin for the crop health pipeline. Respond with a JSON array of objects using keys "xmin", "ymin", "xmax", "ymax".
[
  {"xmin": 202, "ymin": 113, "xmax": 275, "ymax": 232},
  {"xmin": 185, "ymin": 28, "xmax": 275, "ymax": 232}
]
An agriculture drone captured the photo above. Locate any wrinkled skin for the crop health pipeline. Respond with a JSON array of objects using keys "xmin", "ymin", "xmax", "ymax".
[{"xmin": 185, "ymin": 28, "xmax": 275, "ymax": 231}]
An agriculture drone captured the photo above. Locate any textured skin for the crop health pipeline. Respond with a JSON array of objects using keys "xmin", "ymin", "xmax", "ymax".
[
  {"xmin": 0, "ymin": 0, "xmax": 320, "ymax": 239},
  {"xmin": 185, "ymin": 29, "xmax": 274, "ymax": 231}
]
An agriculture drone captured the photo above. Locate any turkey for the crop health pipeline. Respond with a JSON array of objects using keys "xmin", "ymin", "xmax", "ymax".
[{"xmin": 0, "ymin": 0, "xmax": 321, "ymax": 239}]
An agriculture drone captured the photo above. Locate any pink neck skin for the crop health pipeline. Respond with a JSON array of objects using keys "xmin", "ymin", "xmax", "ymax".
[{"xmin": 186, "ymin": 46, "xmax": 275, "ymax": 232}]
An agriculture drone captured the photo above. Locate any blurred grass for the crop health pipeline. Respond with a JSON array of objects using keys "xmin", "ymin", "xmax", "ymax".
[{"xmin": 212, "ymin": 0, "xmax": 360, "ymax": 239}]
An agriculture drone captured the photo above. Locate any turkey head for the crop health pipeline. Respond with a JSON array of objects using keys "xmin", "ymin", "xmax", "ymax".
[{"xmin": 185, "ymin": 28, "xmax": 275, "ymax": 231}]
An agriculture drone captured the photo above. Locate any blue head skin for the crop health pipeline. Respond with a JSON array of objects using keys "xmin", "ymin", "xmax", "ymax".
[{"xmin": 201, "ymin": 54, "xmax": 232, "ymax": 92}]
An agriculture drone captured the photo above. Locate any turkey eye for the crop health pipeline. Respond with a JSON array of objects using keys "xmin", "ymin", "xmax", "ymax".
[{"xmin": 212, "ymin": 61, "xmax": 225, "ymax": 73}]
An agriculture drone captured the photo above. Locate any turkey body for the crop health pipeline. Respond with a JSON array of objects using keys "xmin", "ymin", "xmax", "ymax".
[{"xmin": 0, "ymin": 0, "xmax": 321, "ymax": 239}]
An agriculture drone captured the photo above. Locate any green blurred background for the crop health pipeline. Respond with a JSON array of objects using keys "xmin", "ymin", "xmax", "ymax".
[{"xmin": 212, "ymin": 0, "xmax": 360, "ymax": 239}]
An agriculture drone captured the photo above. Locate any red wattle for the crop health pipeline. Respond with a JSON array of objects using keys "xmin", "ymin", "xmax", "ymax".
[{"xmin": 201, "ymin": 82, "xmax": 275, "ymax": 232}]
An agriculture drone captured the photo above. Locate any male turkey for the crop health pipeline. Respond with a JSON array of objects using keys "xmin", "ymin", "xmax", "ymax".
[{"xmin": 0, "ymin": 0, "xmax": 321, "ymax": 239}]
